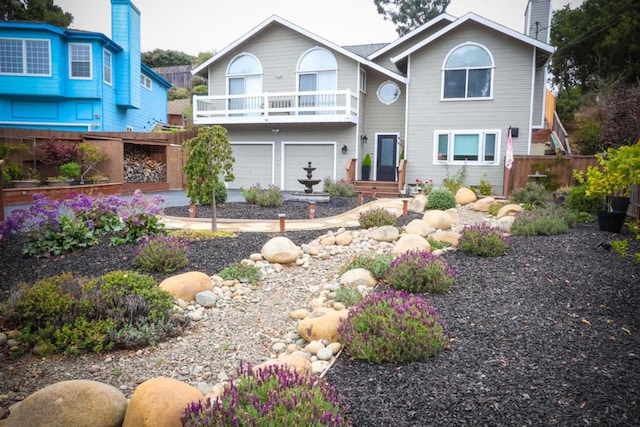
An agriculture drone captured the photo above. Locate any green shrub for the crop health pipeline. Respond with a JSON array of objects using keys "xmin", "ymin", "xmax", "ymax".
[
  {"xmin": 323, "ymin": 177, "xmax": 356, "ymax": 197},
  {"xmin": 442, "ymin": 163, "xmax": 467, "ymax": 193},
  {"xmin": 24, "ymin": 215, "xmax": 98, "ymax": 258},
  {"xmin": 240, "ymin": 183, "xmax": 261, "ymax": 204},
  {"xmin": 426, "ymin": 238, "xmax": 451, "ymax": 251},
  {"xmin": 60, "ymin": 161, "xmax": 81, "ymax": 180},
  {"xmin": 564, "ymin": 184, "xmax": 602, "ymax": 213},
  {"xmin": 133, "ymin": 235, "xmax": 189, "ymax": 273},
  {"xmin": 458, "ymin": 224, "xmax": 508, "ymax": 257},
  {"xmin": 358, "ymin": 207, "xmax": 397, "ymax": 229},
  {"xmin": 386, "ymin": 250, "xmax": 456, "ymax": 294},
  {"xmin": 511, "ymin": 205, "xmax": 571, "ymax": 236},
  {"xmin": 182, "ymin": 363, "xmax": 348, "ymax": 426},
  {"xmin": 340, "ymin": 254, "xmax": 392, "ymax": 279},
  {"xmin": 169, "ymin": 229, "xmax": 236, "ymax": 241},
  {"xmin": 338, "ymin": 289, "xmax": 446, "ymax": 363},
  {"xmin": 477, "ymin": 172, "xmax": 493, "ymax": 195},
  {"xmin": 334, "ymin": 287, "xmax": 363, "ymax": 307},
  {"xmin": 214, "ymin": 181, "xmax": 228, "ymax": 204},
  {"xmin": 509, "ymin": 182, "xmax": 553, "ymax": 207},
  {"xmin": 426, "ymin": 188, "xmax": 456, "ymax": 210},
  {"xmin": 255, "ymin": 185, "xmax": 283, "ymax": 207},
  {"xmin": 219, "ymin": 262, "xmax": 262, "ymax": 284}
]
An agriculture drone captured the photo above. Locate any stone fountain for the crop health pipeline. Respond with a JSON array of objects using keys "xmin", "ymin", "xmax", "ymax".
[{"xmin": 290, "ymin": 161, "xmax": 330, "ymax": 203}]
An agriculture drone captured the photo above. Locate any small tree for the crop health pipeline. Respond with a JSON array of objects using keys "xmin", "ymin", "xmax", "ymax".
[
  {"xmin": 183, "ymin": 126, "xmax": 235, "ymax": 231},
  {"xmin": 77, "ymin": 142, "xmax": 109, "ymax": 183}
]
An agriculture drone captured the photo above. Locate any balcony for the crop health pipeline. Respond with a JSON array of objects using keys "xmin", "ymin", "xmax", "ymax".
[{"xmin": 193, "ymin": 90, "xmax": 358, "ymax": 125}]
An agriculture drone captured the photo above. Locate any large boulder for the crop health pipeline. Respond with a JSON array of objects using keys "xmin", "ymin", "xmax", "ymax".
[
  {"xmin": 5, "ymin": 380, "xmax": 127, "ymax": 427},
  {"xmin": 123, "ymin": 377, "xmax": 203, "ymax": 427},
  {"xmin": 261, "ymin": 236, "xmax": 299, "ymax": 264},
  {"xmin": 455, "ymin": 187, "xmax": 477, "ymax": 205},
  {"xmin": 393, "ymin": 234, "xmax": 431, "ymax": 255},
  {"xmin": 297, "ymin": 307, "xmax": 349, "ymax": 343},
  {"xmin": 431, "ymin": 230, "xmax": 461, "ymax": 248},
  {"xmin": 370, "ymin": 225, "xmax": 400, "ymax": 242},
  {"xmin": 403, "ymin": 219, "xmax": 432, "ymax": 237},
  {"xmin": 408, "ymin": 194, "xmax": 428, "ymax": 213},
  {"xmin": 469, "ymin": 197, "xmax": 496, "ymax": 212},
  {"xmin": 339, "ymin": 268, "xmax": 377, "ymax": 287},
  {"xmin": 423, "ymin": 210, "xmax": 453, "ymax": 230},
  {"xmin": 159, "ymin": 271, "xmax": 212, "ymax": 301},
  {"xmin": 496, "ymin": 203, "xmax": 524, "ymax": 218},
  {"xmin": 493, "ymin": 216, "xmax": 516, "ymax": 233}
]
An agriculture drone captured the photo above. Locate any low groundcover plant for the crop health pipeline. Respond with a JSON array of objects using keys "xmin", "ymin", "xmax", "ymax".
[
  {"xmin": 458, "ymin": 223, "xmax": 509, "ymax": 257},
  {"xmin": 338, "ymin": 289, "xmax": 446, "ymax": 364},
  {"xmin": 181, "ymin": 361, "xmax": 349, "ymax": 426},
  {"xmin": 133, "ymin": 235, "xmax": 189, "ymax": 273},
  {"xmin": 386, "ymin": 249, "xmax": 456, "ymax": 294}
]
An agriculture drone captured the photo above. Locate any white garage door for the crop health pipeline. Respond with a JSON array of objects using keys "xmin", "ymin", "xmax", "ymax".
[
  {"xmin": 229, "ymin": 144, "xmax": 273, "ymax": 189},
  {"xmin": 284, "ymin": 144, "xmax": 334, "ymax": 191}
]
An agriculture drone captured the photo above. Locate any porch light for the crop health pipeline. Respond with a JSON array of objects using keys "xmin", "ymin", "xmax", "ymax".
[
  {"xmin": 361, "ymin": 134, "xmax": 368, "ymax": 144},
  {"xmin": 341, "ymin": 144, "xmax": 348, "ymax": 155}
]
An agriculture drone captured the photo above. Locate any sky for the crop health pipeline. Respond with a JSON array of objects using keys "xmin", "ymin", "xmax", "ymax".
[{"xmin": 54, "ymin": 0, "xmax": 584, "ymax": 56}]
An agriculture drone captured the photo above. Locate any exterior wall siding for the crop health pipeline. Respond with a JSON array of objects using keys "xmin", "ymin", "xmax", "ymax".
[
  {"xmin": 526, "ymin": 0, "xmax": 552, "ymax": 42},
  {"xmin": 405, "ymin": 23, "xmax": 535, "ymax": 194},
  {"xmin": 532, "ymin": 64, "xmax": 545, "ymax": 128},
  {"xmin": 112, "ymin": 0, "xmax": 141, "ymax": 109}
]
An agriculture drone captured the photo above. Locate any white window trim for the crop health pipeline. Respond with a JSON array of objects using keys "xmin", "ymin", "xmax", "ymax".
[
  {"xmin": 377, "ymin": 80, "xmax": 401, "ymax": 105},
  {"xmin": 359, "ymin": 68, "xmax": 367, "ymax": 93},
  {"xmin": 69, "ymin": 43, "xmax": 92, "ymax": 80},
  {"xmin": 441, "ymin": 42, "xmax": 494, "ymax": 101},
  {"xmin": 141, "ymin": 73, "xmax": 152, "ymax": 90},
  {"xmin": 103, "ymin": 49, "xmax": 112, "ymax": 85},
  {"xmin": 296, "ymin": 47, "xmax": 338, "ymax": 73},
  {"xmin": 0, "ymin": 37, "xmax": 51, "ymax": 76},
  {"xmin": 433, "ymin": 129, "xmax": 501, "ymax": 165}
]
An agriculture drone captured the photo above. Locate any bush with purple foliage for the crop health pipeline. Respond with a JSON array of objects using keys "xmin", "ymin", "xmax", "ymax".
[
  {"xmin": 181, "ymin": 361, "xmax": 348, "ymax": 426},
  {"xmin": 338, "ymin": 289, "xmax": 446, "ymax": 363},
  {"xmin": 386, "ymin": 250, "xmax": 456, "ymax": 294},
  {"xmin": 458, "ymin": 223, "xmax": 509, "ymax": 257}
]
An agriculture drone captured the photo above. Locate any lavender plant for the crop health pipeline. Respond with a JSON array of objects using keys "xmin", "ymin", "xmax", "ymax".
[
  {"xmin": 133, "ymin": 235, "xmax": 189, "ymax": 273},
  {"xmin": 338, "ymin": 289, "xmax": 446, "ymax": 363},
  {"xmin": 386, "ymin": 250, "xmax": 456, "ymax": 294},
  {"xmin": 181, "ymin": 362, "xmax": 349, "ymax": 426},
  {"xmin": 458, "ymin": 223, "xmax": 508, "ymax": 257},
  {"xmin": 358, "ymin": 207, "xmax": 397, "ymax": 228}
]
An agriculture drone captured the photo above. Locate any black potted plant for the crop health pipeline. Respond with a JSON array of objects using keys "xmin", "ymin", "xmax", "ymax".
[{"xmin": 361, "ymin": 153, "xmax": 372, "ymax": 181}]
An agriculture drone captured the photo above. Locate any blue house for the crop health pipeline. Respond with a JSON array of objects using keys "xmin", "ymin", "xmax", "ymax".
[{"xmin": 0, "ymin": 0, "xmax": 170, "ymax": 132}]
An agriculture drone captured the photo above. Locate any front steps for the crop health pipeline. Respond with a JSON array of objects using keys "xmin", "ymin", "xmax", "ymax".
[{"xmin": 352, "ymin": 180, "xmax": 403, "ymax": 198}]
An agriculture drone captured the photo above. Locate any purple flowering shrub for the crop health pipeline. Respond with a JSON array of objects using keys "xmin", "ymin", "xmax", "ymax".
[
  {"xmin": 181, "ymin": 362, "xmax": 349, "ymax": 426},
  {"xmin": 386, "ymin": 250, "xmax": 456, "ymax": 294},
  {"xmin": 133, "ymin": 235, "xmax": 189, "ymax": 273},
  {"xmin": 0, "ymin": 190, "xmax": 166, "ymax": 257},
  {"xmin": 458, "ymin": 223, "xmax": 509, "ymax": 257},
  {"xmin": 338, "ymin": 289, "xmax": 446, "ymax": 363}
]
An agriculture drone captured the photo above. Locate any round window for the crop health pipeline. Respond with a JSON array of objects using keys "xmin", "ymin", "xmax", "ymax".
[{"xmin": 377, "ymin": 81, "xmax": 400, "ymax": 105}]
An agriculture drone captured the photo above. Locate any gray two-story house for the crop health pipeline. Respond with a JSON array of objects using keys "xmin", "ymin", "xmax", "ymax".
[{"xmin": 192, "ymin": 0, "xmax": 554, "ymax": 195}]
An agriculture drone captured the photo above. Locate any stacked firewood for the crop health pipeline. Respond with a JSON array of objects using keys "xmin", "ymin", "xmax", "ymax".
[{"xmin": 123, "ymin": 147, "xmax": 167, "ymax": 183}]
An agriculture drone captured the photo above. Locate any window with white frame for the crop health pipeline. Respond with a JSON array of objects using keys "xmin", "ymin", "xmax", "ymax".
[
  {"xmin": 141, "ymin": 73, "xmax": 152, "ymax": 90},
  {"xmin": 103, "ymin": 49, "xmax": 112, "ymax": 85},
  {"xmin": 297, "ymin": 48, "xmax": 337, "ymax": 114},
  {"xmin": 70, "ymin": 43, "xmax": 91, "ymax": 78},
  {"xmin": 442, "ymin": 43, "xmax": 493, "ymax": 99},
  {"xmin": 0, "ymin": 38, "xmax": 50, "ymax": 75},
  {"xmin": 377, "ymin": 81, "xmax": 400, "ymax": 105},
  {"xmin": 435, "ymin": 130, "xmax": 499, "ymax": 164},
  {"xmin": 359, "ymin": 69, "xmax": 367, "ymax": 93}
]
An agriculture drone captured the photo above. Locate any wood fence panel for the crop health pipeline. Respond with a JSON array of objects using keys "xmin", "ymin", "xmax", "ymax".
[{"xmin": 505, "ymin": 155, "xmax": 599, "ymax": 195}]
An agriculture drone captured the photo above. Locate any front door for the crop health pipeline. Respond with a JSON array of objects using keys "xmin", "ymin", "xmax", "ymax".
[{"xmin": 376, "ymin": 134, "xmax": 397, "ymax": 181}]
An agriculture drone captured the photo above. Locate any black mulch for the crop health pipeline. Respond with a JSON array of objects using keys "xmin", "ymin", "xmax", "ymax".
[{"xmin": 1, "ymin": 199, "xmax": 639, "ymax": 426}]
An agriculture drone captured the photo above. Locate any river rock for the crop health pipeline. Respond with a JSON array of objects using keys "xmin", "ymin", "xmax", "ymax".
[
  {"xmin": 297, "ymin": 307, "xmax": 349, "ymax": 343},
  {"xmin": 261, "ymin": 236, "xmax": 299, "ymax": 264},
  {"xmin": 339, "ymin": 268, "xmax": 377, "ymax": 287},
  {"xmin": 393, "ymin": 234, "xmax": 431, "ymax": 255},
  {"xmin": 403, "ymin": 219, "xmax": 431, "ymax": 237},
  {"xmin": 423, "ymin": 210, "xmax": 453, "ymax": 230},
  {"xmin": 370, "ymin": 225, "xmax": 400, "ymax": 242}
]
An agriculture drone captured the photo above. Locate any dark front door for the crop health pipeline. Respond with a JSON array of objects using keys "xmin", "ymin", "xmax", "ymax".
[{"xmin": 376, "ymin": 134, "xmax": 397, "ymax": 181}]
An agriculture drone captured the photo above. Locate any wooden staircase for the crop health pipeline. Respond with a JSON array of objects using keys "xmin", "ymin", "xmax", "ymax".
[{"xmin": 353, "ymin": 180, "xmax": 404, "ymax": 198}]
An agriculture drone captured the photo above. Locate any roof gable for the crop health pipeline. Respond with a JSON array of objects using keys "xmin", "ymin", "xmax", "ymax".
[
  {"xmin": 192, "ymin": 15, "xmax": 407, "ymax": 83},
  {"xmin": 390, "ymin": 12, "xmax": 555, "ymax": 63}
]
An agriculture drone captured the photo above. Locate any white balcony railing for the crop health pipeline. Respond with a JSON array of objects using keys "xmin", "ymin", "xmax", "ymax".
[{"xmin": 193, "ymin": 90, "xmax": 358, "ymax": 125}]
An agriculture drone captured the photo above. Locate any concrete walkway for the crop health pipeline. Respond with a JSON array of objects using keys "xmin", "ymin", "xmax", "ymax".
[{"xmin": 160, "ymin": 198, "xmax": 409, "ymax": 232}]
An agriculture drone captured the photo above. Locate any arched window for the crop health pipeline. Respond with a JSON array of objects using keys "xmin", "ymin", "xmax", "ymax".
[
  {"xmin": 227, "ymin": 54, "xmax": 262, "ymax": 114},
  {"xmin": 442, "ymin": 43, "xmax": 493, "ymax": 99},
  {"xmin": 297, "ymin": 48, "xmax": 337, "ymax": 114}
]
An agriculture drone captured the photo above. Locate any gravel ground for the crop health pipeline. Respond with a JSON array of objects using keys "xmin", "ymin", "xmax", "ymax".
[{"xmin": 1, "ymin": 199, "xmax": 639, "ymax": 425}]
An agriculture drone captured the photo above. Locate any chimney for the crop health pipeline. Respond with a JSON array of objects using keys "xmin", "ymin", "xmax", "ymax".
[
  {"xmin": 111, "ymin": 0, "xmax": 141, "ymax": 109},
  {"xmin": 524, "ymin": 0, "xmax": 552, "ymax": 43}
]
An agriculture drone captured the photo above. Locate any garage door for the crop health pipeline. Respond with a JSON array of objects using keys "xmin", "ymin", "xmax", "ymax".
[
  {"xmin": 228, "ymin": 143, "xmax": 273, "ymax": 189},
  {"xmin": 283, "ymin": 144, "xmax": 334, "ymax": 191}
]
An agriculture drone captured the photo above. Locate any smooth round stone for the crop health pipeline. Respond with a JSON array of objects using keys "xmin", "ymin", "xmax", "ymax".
[{"xmin": 316, "ymin": 347, "xmax": 333, "ymax": 361}]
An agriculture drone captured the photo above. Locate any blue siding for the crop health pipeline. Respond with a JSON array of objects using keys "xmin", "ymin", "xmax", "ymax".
[{"xmin": 0, "ymin": 1, "xmax": 168, "ymax": 132}]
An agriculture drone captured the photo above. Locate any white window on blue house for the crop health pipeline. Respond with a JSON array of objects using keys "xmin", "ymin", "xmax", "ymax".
[
  {"xmin": 70, "ymin": 43, "xmax": 91, "ymax": 79},
  {"xmin": 103, "ymin": 49, "xmax": 112, "ymax": 85},
  {"xmin": 442, "ymin": 43, "xmax": 494, "ymax": 99},
  {"xmin": 141, "ymin": 74, "xmax": 152, "ymax": 90},
  {"xmin": 435, "ymin": 130, "xmax": 499, "ymax": 164},
  {"xmin": 0, "ymin": 38, "xmax": 50, "ymax": 75}
]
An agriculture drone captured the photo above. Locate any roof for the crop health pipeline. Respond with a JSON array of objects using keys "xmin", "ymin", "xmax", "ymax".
[
  {"xmin": 390, "ymin": 12, "xmax": 555, "ymax": 64},
  {"xmin": 142, "ymin": 63, "xmax": 172, "ymax": 89},
  {"xmin": 343, "ymin": 43, "xmax": 389, "ymax": 58},
  {"xmin": 192, "ymin": 15, "xmax": 408, "ymax": 84}
]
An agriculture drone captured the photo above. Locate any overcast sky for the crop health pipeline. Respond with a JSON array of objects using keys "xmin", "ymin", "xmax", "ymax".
[{"xmin": 54, "ymin": 0, "xmax": 583, "ymax": 55}]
